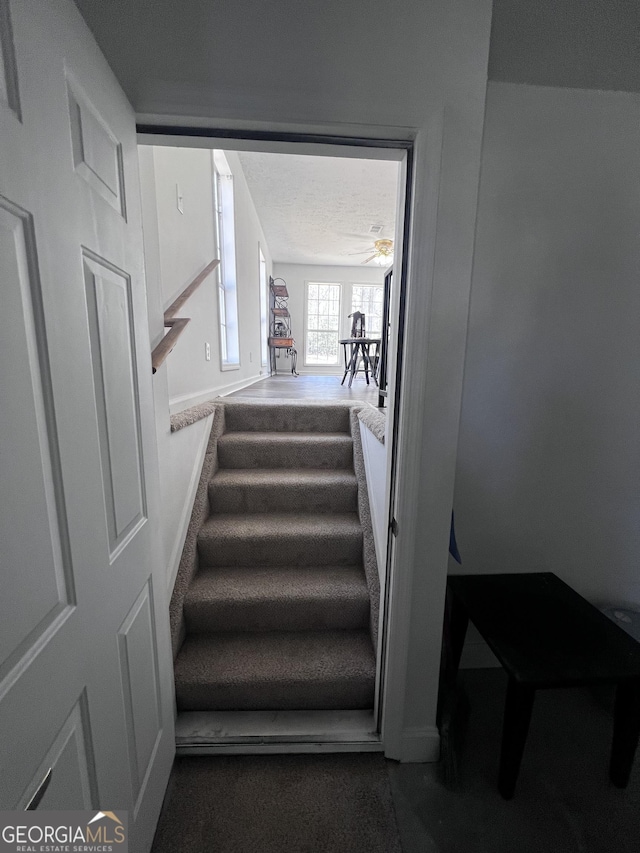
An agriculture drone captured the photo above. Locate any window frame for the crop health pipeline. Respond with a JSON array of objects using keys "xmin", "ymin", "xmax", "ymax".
[
  {"xmin": 348, "ymin": 282, "xmax": 385, "ymax": 338},
  {"xmin": 258, "ymin": 245, "xmax": 268, "ymax": 368},
  {"xmin": 303, "ymin": 281, "xmax": 343, "ymax": 367},
  {"xmin": 212, "ymin": 150, "xmax": 240, "ymax": 371}
]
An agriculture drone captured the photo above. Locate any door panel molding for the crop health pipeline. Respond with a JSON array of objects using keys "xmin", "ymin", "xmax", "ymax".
[
  {"xmin": 66, "ymin": 71, "xmax": 126, "ymax": 218},
  {"xmin": 17, "ymin": 690, "xmax": 98, "ymax": 811},
  {"xmin": 82, "ymin": 249, "xmax": 147, "ymax": 558},
  {"xmin": 0, "ymin": 196, "xmax": 75, "ymax": 692},
  {"xmin": 117, "ymin": 577, "xmax": 163, "ymax": 814},
  {"xmin": 0, "ymin": 0, "xmax": 21, "ymax": 120}
]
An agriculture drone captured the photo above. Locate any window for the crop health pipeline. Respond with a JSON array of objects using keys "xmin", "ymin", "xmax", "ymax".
[
  {"xmin": 259, "ymin": 247, "xmax": 268, "ymax": 367},
  {"xmin": 213, "ymin": 150, "xmax": 240, "ymax": 368},
  {"xmin": 305, "ymin": 282, "xmax": 341, "ymax": 365},
  {"xmin": 350, "ymin": 284, "xmax": 384, "ymax": 336}
]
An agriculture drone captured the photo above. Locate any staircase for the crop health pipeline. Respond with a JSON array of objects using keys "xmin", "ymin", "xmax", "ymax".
[{"xmin": 172, "ymin": 401, "xmax": 377, "ymax": 714}]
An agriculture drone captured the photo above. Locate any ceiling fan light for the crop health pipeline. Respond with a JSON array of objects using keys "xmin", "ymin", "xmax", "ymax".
[{"xmin": 372, "ymin": 239, "xmax": 393, "ymax": 265}]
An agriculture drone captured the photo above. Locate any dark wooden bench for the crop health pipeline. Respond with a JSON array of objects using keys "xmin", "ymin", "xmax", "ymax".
[{"xmin": 446, "ymin": 572, "xmax": 640, "ymax": 799}]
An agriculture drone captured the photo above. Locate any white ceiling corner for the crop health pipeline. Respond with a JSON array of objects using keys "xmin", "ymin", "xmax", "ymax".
[{"xmin": 235, "ymin": 151, "xmax": 399, "ymax": 267}]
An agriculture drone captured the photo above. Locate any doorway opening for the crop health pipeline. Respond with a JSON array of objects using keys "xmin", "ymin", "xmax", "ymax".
[{"xmin": 138, "ymin": 127, "xmax": 412, "ymax": 752}]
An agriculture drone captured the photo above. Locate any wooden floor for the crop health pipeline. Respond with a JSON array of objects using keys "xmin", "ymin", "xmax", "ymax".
[{"xmin": 228, "ymin": 374, "xmax": 381, "ymax": 405}]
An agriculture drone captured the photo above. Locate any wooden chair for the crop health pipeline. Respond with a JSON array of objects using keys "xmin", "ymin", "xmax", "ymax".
[{"xmin": 348, "ymin": 311, "xmax": 366, "ymax": 338}]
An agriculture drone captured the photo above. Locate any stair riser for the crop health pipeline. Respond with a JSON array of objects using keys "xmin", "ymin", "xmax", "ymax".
[
  {"xmin": 209, "ymin": 481, "xmax": 358, "ymax": 514},
  {"xmin": 223, "ymin": 404, "xmax": 351, "ymax": 434},
  {"xmin": 176, "ymin": 681, "xmax": 375, "ymax": 712},
  {"xmin": 217, "ymin": 439, "xmax": 353, "ymax": 470},
  {"xmin": 185, "ymin": 597, "xmax": 370, "ymax": 633},
  {"xmin": 198, "ymin": 530, "xmax": 362, "ymax": 567}
]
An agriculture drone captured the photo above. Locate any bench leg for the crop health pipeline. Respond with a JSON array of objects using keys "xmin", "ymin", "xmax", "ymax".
[
  {"xmin": 498, "ymin": 678, "xmax": 535, "ymax": 800},
  {"xmin": 610, "ymin": 679, "xmax": 640, "ymax": 788}
]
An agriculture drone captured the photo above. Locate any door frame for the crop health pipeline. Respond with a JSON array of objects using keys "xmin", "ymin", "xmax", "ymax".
[{"xmin": 136, "ymin": 122, "xmax": 437, "ymax": 760}]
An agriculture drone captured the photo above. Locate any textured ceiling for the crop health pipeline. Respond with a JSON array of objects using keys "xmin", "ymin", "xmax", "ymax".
[{"xmin": 236, "ymin": 152, "xmax": 399, "ymax": 267}]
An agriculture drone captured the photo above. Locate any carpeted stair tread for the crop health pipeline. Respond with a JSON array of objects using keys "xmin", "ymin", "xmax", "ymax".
[
  {"xmin": 209, "ymin": 468, "xmax": 358, "ymax": 514},
  {"xmin": 184, "ymin": 565, "xmax": 370, "ymax": 632},
  {"xmin": 174, "ymin": 629, "xmax": 376, "ymax": 711},
  {"xmin": 222, "ymin": 401, "xmax": 352, "ymax": 434},
  {"xmin": 217, "ymin": 431, "xmax": 354, "ymax": 470},
  {"xmin": 198, "ymin": 512, "xmax": 363, "ymax": 567},
  {"xmin": 171, "ymin": 401, "xmax": 379, "ymax": 717}
]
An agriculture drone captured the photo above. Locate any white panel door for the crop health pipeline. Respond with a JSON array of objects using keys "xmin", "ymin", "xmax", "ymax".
[{"xmin": 0, "ymin": 1, "xmax": 175, "ymax": 850}]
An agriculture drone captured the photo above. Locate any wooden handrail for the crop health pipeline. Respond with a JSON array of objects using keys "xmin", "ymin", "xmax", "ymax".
[
  {"xmin": 151, "ymin": 259, "xmax": 219, "ymax": 374},
  {"xmin": 164, "ymin": 259, "xmax": 219, "ymax": 321},
  {"xmin": 151, "ymin": 317, "xmax": 190, "ymax": 374}
]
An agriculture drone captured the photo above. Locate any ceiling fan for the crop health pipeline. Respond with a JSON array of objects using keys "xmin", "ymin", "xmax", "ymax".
[{"xmin": 349, "ymin": 238, "xmax": 394, "ymax": 265}]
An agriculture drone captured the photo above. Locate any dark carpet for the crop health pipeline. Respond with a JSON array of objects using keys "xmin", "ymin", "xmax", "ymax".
[
  {"xmin": 390, "ymin": 669, "xmax": 640, "ymax": 853},
  {"xmin": 151, "ymin": 753, "xmax": 402, "ymax": 853}
]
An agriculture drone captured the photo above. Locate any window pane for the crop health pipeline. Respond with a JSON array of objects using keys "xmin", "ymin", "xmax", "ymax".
[
  {"xmin": 259, "ymin": 250, "xmax": 268, "ymax": 366},
  {"xmin": 214, "ymin": 150, "xmax": 240, "ymax": 367},
  {"xmin": 306, "ymin": 331, "xmax": 339, "ymax": 364},
  {"xmin": 350, "ymin": 284, "xmax": 383, "ymax": 335},
  {"xmin": 220, "ymin": 323, "xmax": 228, "ymax": 362},
  {"xmin": 305, "ymin": 282, "xmax": 341, "ymax": 364}
]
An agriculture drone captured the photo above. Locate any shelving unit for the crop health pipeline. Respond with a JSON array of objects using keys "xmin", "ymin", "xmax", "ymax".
[{"xmin": 268, "ymin": 277, "xmax": 298, "ymax": 375}]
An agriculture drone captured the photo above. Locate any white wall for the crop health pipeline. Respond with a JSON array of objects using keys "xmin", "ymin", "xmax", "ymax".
[
  {"xmin": 488, "ymin": 0, "xmax": 640, "ymax": 94},
  {"xmin": 454, "ymin": 82, "xmax": 640, "ymax": 610},
  {"xmin": 140, "ymin": 145, "xmax": 273, "ymax": 588},
  {"xmin": 141, "ymin": 146, "xmax": 272, "ymax": 412},
  {"xmin": 152, "ymin": 146, "xmax": 216, "ymax": 307},
  {"xmin": 162, "ymin": 414, "xmax": 213, "ymax": 592},
  {"xmin": 152, "ymin": 146, "xmax": 219, "ymax": 406},
  {"xmin": 359, "ymin": 422, "xmax": 388, "ymax": 578},
  {"xmin": 273, "ymin": 263, "xmax": 384, "ymax": 374}
]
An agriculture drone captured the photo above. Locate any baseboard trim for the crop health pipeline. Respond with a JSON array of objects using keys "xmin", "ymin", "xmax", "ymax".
[
  {"xmin": 396, "ymin": 726, "xmax": 441, "ymax": 763},
  {"xmin": 296, "ymin": 367, "xmax": 342, "ymax": 376},
  {"xmin": 167, "ymin": 417, "xmax": 213, "ymax": 593},
  {"xmin": 168, "ymin": 373, "xmax": 264, "ymax": 414}
]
